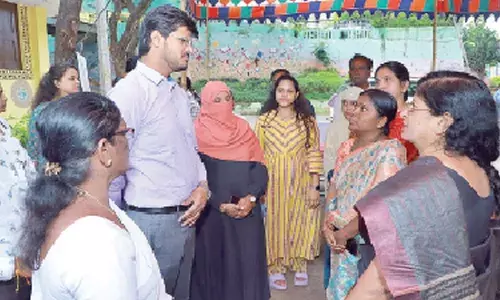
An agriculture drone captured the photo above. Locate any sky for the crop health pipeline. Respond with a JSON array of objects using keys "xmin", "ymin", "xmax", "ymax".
[{"xmin": 484, "ymin": 15, "xmax": 500, "ymax": 34}]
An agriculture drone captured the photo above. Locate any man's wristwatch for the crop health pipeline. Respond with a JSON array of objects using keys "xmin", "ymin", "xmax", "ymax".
[{"xmin": 249, "ymin": 196, "xmax": 257, "ymax": 203}]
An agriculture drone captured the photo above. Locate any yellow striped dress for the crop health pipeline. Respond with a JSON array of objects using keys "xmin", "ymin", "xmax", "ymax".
[{"xmin": 255, "ymin": 110, "xmax": 323, "ymax": 273}]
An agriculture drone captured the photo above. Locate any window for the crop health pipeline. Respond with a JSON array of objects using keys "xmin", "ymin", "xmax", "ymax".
[
  {"xmin": 0, "ymin": 1, "xmax": 21, "ymax": 70},
  {"xmin": 306, "ymin": 30, "xmax": 318, "ymax": 39}
]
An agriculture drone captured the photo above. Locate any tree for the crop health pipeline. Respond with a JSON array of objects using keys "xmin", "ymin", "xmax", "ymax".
[
  {"xmin": 109, "ymin": 0, "xmax": 154, "ymax": 78},
  {"xmin": 55, "ymin": 0, "xmax": 83, "ymax": 65},
  {"xmin": 463, "ymin": 22, "xmax": 499, "ymax": 77},
  {"xmin": 313, "ymin": 42, "xmax": 330, "ymax": 67}
]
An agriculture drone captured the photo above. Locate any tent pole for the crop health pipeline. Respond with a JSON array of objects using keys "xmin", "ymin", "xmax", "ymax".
[
  {"xmin": 432, "ymin": 0, "xmax": 438, "ymax": 71},
  {"xmin": 205, "ymin": 2, "xmax": 211, "ymax": 80},
  {"xmin": 180, "ymin": 0, "xmax": 187, "ymax": 89}
]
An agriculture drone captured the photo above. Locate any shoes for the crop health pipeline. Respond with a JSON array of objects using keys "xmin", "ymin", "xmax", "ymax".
[
  {"xmin": 269, "ymin": 273, "xmax": 287, "ymax": 290},
  {"xmin": 294, "ymin": 272, "xmax": 308, "ymax": 287}
]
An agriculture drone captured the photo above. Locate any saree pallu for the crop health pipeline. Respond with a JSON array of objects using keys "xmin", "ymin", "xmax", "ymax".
[
  {"xmin": 356, "ymin": 157, "xmax": 479, "ymax": 299},
  {"xmin": 326, "ymin": 139, "xmax": 406, "ymax": 300}
]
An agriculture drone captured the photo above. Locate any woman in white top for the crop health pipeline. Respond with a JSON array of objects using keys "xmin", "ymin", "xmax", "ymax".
[
  {"xmin": 0, "ymin": 83, "xmax": 35, "ymax": 299},
  {"xmin": 17, "ymin": 92, "xmax": 171, "ymax": 300}
]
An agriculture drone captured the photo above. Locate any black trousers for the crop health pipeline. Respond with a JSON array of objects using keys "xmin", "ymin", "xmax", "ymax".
[{"xmin": 0, "ymin": 278, "xmax": 31, "ymax": 300}]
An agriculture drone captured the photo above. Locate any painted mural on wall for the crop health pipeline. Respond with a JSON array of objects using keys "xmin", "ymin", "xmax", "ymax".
[
  {"xmin": 47, "ymin": 23, "xmax": 466, "ymax": 86},
  {"xmin": 187, "ymin": 25, "xmax": 318, "ymax": 80},
  {"xmin": 187, "ymin": 23, "xmax": 465, "ymax": 81}
]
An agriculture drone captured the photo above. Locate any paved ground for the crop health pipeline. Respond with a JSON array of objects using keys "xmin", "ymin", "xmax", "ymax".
[{"xmin": 270, "ymin": 254, "xmax": 326, "ymax": 300}]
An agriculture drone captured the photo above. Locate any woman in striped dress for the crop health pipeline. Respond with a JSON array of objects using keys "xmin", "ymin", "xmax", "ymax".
[{"xmin": 255, "ymin": 75, "xmax": 323, "ymax": 290}]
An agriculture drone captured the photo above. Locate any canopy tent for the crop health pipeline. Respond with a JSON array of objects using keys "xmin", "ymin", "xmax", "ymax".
[
  {"xmin": 190, "ymin": 0, "xmax": 500, "ymax": 23},
  {"xmin": 188, "ymin": 0, "xmax": 500, "ymax": 72}
]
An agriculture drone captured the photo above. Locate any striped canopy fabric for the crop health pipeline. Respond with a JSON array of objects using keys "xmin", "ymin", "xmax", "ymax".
[{"xmin": 189, "ymin": 0, "xmax": 500, "ymax": 22}]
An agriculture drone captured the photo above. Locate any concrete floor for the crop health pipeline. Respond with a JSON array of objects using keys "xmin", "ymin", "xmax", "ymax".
[{"xmin": 270, "ymin": 255, "xmax": 326, "ymax": 300}]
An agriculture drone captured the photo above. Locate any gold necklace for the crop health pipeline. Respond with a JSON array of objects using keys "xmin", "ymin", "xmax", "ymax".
[{"xmin": 75, "ymin": 187, "xmax": 119, "ymax": 218}]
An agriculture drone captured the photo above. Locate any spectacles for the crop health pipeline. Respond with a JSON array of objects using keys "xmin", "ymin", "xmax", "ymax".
[
  {"xmin": 407, "ymin": 102, "xmax": 430, "ymax": 113},
  {"xmin": 171, "ymin": 34, "xmax": 194, "ymax": 47},
  {"xmin": 114, "ymin": 128, "xmax": 135, "ymax": 139}
]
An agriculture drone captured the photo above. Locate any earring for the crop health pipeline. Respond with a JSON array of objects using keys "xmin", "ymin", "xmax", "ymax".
[{"xmin": 105, "ymin": 159, "xmax": 112, "ymax": 167}]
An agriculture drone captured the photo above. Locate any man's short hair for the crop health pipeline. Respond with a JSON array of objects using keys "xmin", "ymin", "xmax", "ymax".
[
  {"xmin": 125, "ymin": 56, "xmax": 139, "ymax": 73},
  {"xmin": 349, "ymin": 54, "xmax": 373, "ymax": 70},
  {"xmin": 138, "ymin": 5, "xmax": 198, "ymax": 57},
  {"xmin": 270, "ymin": 68, "xmax": 290, "ymax": 81}
]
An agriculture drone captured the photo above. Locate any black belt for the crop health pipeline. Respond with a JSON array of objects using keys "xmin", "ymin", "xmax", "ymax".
[{"xmin": 126, "ymin": 204, "xmax": 189, "ymax": 215}]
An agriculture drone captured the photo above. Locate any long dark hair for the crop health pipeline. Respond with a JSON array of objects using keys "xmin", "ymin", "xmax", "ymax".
[
  {"xmin": 375, "ymin": 61, "xmax": 410, "ymax": 101},
  {"xmin": 19, "ymin": 92, "xmax": 121, "ymax": 270},
  {"xmin": 359, "ymin": 89, "xmax": 397, "ymax": 136},
  {"xmin": 31, "ymin": 63, "xmax": 78, "ymax": 110},
  {"xmin": 261, "ymin": 75, "xmax": 315, "ymax": 148},
  {"xmin": 417, "ymin": 70, "xmax": 500, "ymax": 212}
]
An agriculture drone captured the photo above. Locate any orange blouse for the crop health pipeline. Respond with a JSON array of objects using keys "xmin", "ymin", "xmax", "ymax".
[{"xmin": 388, "ymin": 112, "xmax": 419, "ymax": 163}]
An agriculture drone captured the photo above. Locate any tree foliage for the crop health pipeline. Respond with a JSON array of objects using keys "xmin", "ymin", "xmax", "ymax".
[
  {"xmin": 463, "ymin": 22, "xmax": 499, "ymax": 76},
  {"xmin": 109, "ymin": 0, "xmax": 154, "ymax": 78},
  {"xmin": 313, "ymin": 42, "xmax": 330, "ymax": 67},
  {"xmin": 350, "ymin": 11, "xmax": 454, "ymax": 28}
]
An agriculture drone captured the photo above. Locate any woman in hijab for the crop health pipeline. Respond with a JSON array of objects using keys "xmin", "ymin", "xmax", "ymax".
[{"xmin": 191, "ymin": 81, "xmax": 270, "ymax": 300}]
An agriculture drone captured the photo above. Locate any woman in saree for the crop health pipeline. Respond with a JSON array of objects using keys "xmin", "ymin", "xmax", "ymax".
[
  {"xmin": 323, "ymin": 89, "xmax": 407, "ymax": 299},
  {"xmin": 333, "ymin": 71, "xmax": 498, "ymax": 299},
  {"xmin": 375, "ymin": 61, "xmax": 419, "ymax": 163},
  {"xmin": 323, "ymin": 86, "xmax": 363, "ymax": 289}
]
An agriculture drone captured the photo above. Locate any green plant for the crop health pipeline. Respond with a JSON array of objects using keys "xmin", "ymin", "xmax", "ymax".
[
  {"xmin": 491, "ymin": 76, "xmax": 500, "ymax": 88},
  {"xmin": 313, "ymin": 42, "xmax": 330, "ymax": 67},
  {"xmin": 297, "ymin": 69, "xmax": 345, "ymax": 101},
  {"xmin": 191, "ymin": 69, "xmax": 345, "ymax": 106},
  {"xmin": 291, "ymin": 19, "xmax": 307, "ymax": 38},
  {"xmin": 463, "ymin": 22, "xmax": 500, "ymax": 77},
  {"xmin": 8, "ymin": 113, "xmax": 30, "ymax": 148},
  {"xmin": 192, "ymin": 79, "xmax": 208, "ymax": 92}
]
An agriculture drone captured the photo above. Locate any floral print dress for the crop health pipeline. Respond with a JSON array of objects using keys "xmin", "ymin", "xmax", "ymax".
[
  {"xmin": 27, "ymin": 102, "xmax": 50, "ymax": 170},
  {"xmin": 326, "ymin": 138, "xmax": 406, "ymax": 300},
  {"xmin": 0, "ymin": 124, "xmax": 35, "ymax": 281}
]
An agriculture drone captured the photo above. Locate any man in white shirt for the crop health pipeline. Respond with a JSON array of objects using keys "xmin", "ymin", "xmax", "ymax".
[{"xmin": 108, "ymin": 6, "xmax": 208, "ymax": 300}]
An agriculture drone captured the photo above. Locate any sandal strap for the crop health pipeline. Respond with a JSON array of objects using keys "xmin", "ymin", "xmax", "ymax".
[
  {"xmin": 269, "ymin": 274, "xmax": 287, "ymax": 290},
  {"xmin": 269, "ymin": 273, "xmax": 286, "ymax": 281}
]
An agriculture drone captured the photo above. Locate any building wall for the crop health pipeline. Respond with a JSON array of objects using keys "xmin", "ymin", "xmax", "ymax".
[
  {"xmin": 0, "ymin": 4, "xmax": 49, "ymax": 122},
  {"xmin": 187, "ymin": 23, "xmax": 465, "ymax": 81}
]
